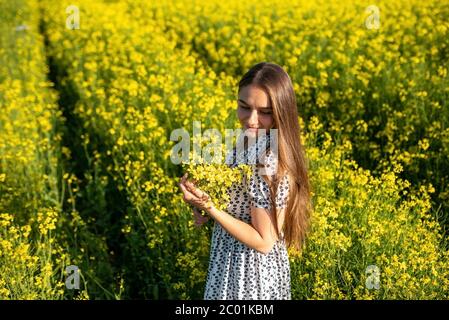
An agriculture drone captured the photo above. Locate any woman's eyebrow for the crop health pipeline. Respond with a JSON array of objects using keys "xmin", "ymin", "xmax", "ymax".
[{"xmin": 237, "ymin": 99, "xmax": 271, "ymax": 109}]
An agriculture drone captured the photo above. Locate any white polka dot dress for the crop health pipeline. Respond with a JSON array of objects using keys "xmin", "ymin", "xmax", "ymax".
[{"xmin": 203, "ymin": 133, "xmax": 291, "ymax": 300}]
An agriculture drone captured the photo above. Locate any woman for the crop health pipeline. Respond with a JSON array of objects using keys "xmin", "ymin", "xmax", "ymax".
[{"xmin": 179, "ymin": 62, "xmax": 312, "ymax": 299}]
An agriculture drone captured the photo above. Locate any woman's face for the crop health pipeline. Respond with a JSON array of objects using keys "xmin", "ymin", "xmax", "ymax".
[{"xmin": 237, "ymin": 84, "xmax": 274, "ymax": 137}]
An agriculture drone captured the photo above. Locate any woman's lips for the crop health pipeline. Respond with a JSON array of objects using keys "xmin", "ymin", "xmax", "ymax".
[{"xmin": 245, "ymin": 126, "xmax": 259, "ymax": 132}]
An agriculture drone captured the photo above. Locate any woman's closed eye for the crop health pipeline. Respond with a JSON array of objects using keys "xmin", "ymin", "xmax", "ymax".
[{"xmin": 239, "ymin": 104, "xmax": 272, "ymax": 114}]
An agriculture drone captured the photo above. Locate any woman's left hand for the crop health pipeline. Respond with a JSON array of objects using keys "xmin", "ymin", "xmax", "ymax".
[{"xmin": 178, "ymin": 173, "xmax": 215, "ymax": 212}]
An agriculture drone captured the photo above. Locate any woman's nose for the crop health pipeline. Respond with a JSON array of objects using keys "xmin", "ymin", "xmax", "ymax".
[{"xmin": 248, "ymin": 109, "xmax": 258, "ymax": 125}]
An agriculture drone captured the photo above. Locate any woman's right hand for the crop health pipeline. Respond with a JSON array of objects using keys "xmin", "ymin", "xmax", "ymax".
[{"xmin": 192, "ymin": 206, "xmax": 210, "ymax": 227}]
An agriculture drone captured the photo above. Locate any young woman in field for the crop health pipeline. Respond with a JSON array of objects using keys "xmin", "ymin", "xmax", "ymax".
[{"xmin": 179, "ymin": 62, "xmax": 312, "ymax": 300}]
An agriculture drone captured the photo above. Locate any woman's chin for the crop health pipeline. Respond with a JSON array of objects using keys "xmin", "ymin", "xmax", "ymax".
[{"xmin": 244, "ymin": 127, "xmax": 260, "ymax": 136}]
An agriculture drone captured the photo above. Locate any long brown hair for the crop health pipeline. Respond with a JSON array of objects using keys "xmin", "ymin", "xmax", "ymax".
[{"xmin": 238, "ymin": 62, "xmax": 313, "ymax": 252}]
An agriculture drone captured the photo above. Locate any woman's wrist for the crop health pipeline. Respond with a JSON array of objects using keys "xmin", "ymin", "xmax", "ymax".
[{"xmin": 203, "ymin": 201, "xmax": 216, "ymax": 215}]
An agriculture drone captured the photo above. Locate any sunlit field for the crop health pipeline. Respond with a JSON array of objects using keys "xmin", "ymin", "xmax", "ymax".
[{"xmin": 1, "ymin": 0, "xmax": 448, "ymax": 299}]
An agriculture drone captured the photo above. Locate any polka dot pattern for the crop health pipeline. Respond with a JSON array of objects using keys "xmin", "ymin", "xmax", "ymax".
[
  {"xmin": 246, "ymin": 151, "xmax": 290, "ymax": 210},
  {"xmin": 203, "ymin": 147, "xmax": 291, "ymax": 300}
]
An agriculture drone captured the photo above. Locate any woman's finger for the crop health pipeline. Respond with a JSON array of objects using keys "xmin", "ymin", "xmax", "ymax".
[
  {"xmin": 185, "ymin": 180, "xmax": 206, "ymax": 199},
  {"xmin": 184, "ymin": 180, "xmax": 202, "ymax": 196},
  {"xmin": 179, "ymin": 182, "xmax": 198, "ymax": 202},
  {"xmin": 191, "ymin": 187, "xmax": 204, "ymax": 199},
  {"xmin": 190, "ymin": 198, "xmax": 204, "ymax": 207},
  {"xmin": 192, "ymin": 207, "xmax": 209, "ymax": 227},
  {"xmin": 193, "ymin": 207, "xmax": 205, "ymax": 219},
  {"xmin": 192, "ymin": 207, "xmax": 201, "ymax": 216},
  {"xmin": 179, "ymin": 174, "xmax": 187, "ymax": 188},
  {"xmin": 185, "ymin": 179, "xmax": 196, "ymax": 190},
  {"xmin": 185, "ymin": 181, "xmax": 198, "ymax": 196},
  {"xmin": 180, "ymin": 176, "xmax": 211, "ymax": 208}
]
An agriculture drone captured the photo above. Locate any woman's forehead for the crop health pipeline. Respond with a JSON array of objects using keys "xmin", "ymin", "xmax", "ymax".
[{"xmin": 238, "ymin": 85, "xmax": 270, "ymax": 108}]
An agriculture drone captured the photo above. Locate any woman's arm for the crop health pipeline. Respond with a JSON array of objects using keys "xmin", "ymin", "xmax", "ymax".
[
  {"xmin": 178, "ymin": 173, "xmax": 280, "ymax": 254},
  {"xmin": 205, "ymin": 205, "xmax": 281, "ymax": 255}
]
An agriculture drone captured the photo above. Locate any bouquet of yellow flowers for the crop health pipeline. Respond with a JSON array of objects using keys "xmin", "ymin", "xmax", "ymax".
[
  {"xmin": 181, "ymin": 159, "xmax": 252, "ymax": 212},
  {"xmin": 181, "ymin": 131, "xmax": 274, "ymax": 212}
]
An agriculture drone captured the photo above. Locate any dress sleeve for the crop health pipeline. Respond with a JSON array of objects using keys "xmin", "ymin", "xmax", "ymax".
[{"xmin": 246, "ymin": 151, "xmax": 290, "ymax": 210}]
